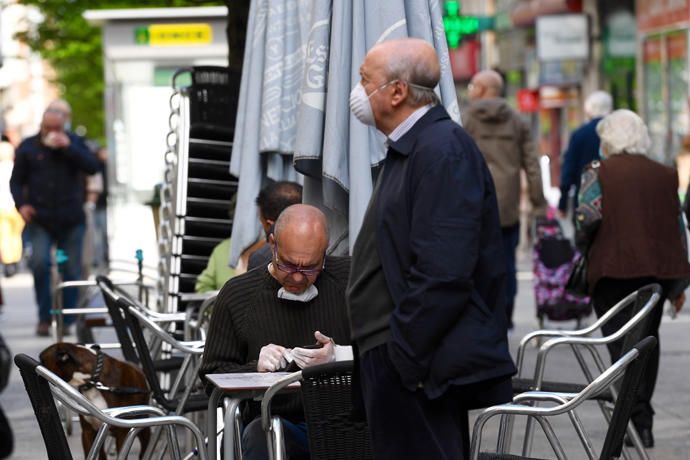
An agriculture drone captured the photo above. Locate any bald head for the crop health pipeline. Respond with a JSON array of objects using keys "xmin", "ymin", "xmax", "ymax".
[
  {"xmin": 367, "ymin": 38, "xmax": 440, "ymax": 107},
  {"xmin": 270, "ymin": 204, "xmax": 329, "ymax": 293},
  {"xmin": 469, "ymin": 70, "xmax": 504, "ymax": 100},
  {"xmin": 274, "ymin": 204, "xmax": 328, "ymax": 249},
  {"xmin": 46, "ymin": 99, "xmax": 72, "ymax": 120}
]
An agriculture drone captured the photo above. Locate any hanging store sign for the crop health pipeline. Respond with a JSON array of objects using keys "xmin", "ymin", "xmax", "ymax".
[
  {"xmin": 134, "ymin": 23, "xmax": 213, "ymax": 46},
  {"xmin": 605, "ymin": 10, "xmax": 637, "ymax": 58},
  {"xmin": 517, "ymin": 89, "xmax": 540, "ymax": 112},
  {"xmin": 536, "ymin": 14, "xmax": 589, "ymax": 61},
  {"xmin": 448, "ymin": 40, "xmax": 480, "ymax": 80},
  {"xmin": 637, "ymin": 0, "xmax": 690, "ymax": 33}
]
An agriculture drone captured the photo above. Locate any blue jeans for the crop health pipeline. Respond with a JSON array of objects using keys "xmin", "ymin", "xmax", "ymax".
[
  {"xmin": 501, "ymin": 223, "xmax": 520, "ymax": 329},
  {"xmin": 241, "ymin": 417, "xmax": 309, "ymax": 460},
  {"xmin": 27, "ymin": 223, "xmax": 84, "ymax": 324}
]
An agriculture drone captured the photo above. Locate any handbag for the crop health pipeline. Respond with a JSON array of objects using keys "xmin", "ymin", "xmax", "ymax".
[{"xmin": 565, "ymin": 253, "xmax": 589, "ymax": 297}]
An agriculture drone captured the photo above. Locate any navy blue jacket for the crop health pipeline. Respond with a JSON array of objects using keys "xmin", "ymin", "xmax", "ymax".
[
  {"xmin": 558, "ymin": 117, "xmax": 602, "ymax": 212},
  {"xmin": 376, "ymin": 105, "xmax": 516, "ymax": 399},
  {"xmin": 10, "ymin": 133, "xmax": 99, "ymax": 233}
]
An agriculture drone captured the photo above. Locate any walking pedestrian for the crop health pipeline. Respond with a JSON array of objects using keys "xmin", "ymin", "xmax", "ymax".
[
  {"xmin": 576, "ymin": 109, "xmax": 690, "ymax": 448},
  {"xmin": 463, "ymin": 69, "xmax": 547, "ymax": 330},
  {"xmin": 558, "ymin": 91, "xmax": 612, "ymax": 220},
  {"xmin": 9, "ymin": 102, "xmax": 99, "ymax": 336}
]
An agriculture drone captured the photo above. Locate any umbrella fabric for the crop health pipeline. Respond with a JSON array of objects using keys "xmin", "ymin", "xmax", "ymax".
[
  {"xmin": 294, "ymin": 0, "xmax": 459, "ymax": 255},
  {"xmin": 229, "ymin": 0, "xmax": 311, "ymax": 265},
  {"xmin": 229, "ymin": 0, "xmax": 459, "ymax": 265}
]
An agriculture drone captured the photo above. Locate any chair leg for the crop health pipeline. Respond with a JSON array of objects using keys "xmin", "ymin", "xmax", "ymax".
[
  {"xmin": 496, "ymin": 414, "xmax": 514, "ymax": 453},
  {"xmin": 223, "ymin": 398, "xmax": 242, "ymax": 460},
  {"xmin": 624, "ymin": 422, "xmax": 650, "ymax": 460}
]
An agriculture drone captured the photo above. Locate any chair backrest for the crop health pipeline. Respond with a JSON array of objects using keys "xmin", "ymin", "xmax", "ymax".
[
  {"xmin": 96, "ymin": 275, "xmax": 140, "ymax": 364},
  {"xmin": 300, "ymin": 361, "xmax": 373, "ymax": 460},
  {"xmin": 617, "ymin": 284, "xmax": 660, "ymax": 356},
  {"xmin": 13, "ymin": 353, "xmax": 74, "ymax": 460},
  {"xmin": 115, "ymin": 296, "xmax": 172, "ymax": 409},
  {"xmin": 599, "ymin": 336, "xmax": 657, "ymax": 459}
]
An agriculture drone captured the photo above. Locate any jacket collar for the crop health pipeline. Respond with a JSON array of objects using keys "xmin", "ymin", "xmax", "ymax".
[{"xmin": 387, "ymin": 105, "xmax": 451, "ymax": 156}]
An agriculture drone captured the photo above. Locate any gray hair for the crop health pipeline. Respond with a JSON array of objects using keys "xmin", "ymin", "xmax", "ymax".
[
  {"xmin": 596, "ymin": 109, "xmax": 651, "ymax": 156},
  {"xmin": 584, "ymin": 91, "xmax": 613, "ymax": 119},
  {"xmin": 383, "ymin": 53, "xmax": 440, "ymax": 106}
]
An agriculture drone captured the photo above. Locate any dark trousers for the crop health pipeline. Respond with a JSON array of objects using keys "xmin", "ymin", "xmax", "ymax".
[
  {"xmin": 27, "ymin": 223, "xmax": 84, "ymax": 325},
  {"xmin": 360, "ymin": 345, "xmax": 470, "ymax": 460},
  {"xmin": 241, "ymin": 417, "xmax": 309, "ymax": 460},
  {"xmin": 501, "ymin": 223, "xmax": 520, "ymax": 329},
  {"xmin": 592, "ymin": 277, "xmax": 666, "ymax": 432}
]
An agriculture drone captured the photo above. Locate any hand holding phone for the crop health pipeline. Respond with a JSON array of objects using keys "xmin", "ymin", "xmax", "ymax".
[{"xmin": 290, "ymin": 331, "xmax": 335, "ymax": 369}]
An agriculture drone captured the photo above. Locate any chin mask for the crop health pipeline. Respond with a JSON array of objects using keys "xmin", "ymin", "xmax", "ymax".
[{"xmin": 277, "ymin": 285, "xmax": 319, "ymax": 302}]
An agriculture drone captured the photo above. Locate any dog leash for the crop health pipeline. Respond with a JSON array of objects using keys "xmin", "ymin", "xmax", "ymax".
[{"xmin": 78, "ymin": 345, "xmax": 149, "ymax": 396}]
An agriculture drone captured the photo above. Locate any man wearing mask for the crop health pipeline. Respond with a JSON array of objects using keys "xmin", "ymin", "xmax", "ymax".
[
  {"xmin": 10, "ymin": 103, "xmax": 99, "ymax": 336},
  {"xmin": 199, "ymin": 204, "xmax": 352, "ymax": 460},
  {"xmin": 347, "ymin": 39, "xmax": 515, "ymax": 459}
]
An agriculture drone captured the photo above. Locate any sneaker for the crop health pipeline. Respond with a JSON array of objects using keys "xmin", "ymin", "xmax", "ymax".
[{"xmin": 36, "ymin": 321, "xmax": 50, "ymax": 337}]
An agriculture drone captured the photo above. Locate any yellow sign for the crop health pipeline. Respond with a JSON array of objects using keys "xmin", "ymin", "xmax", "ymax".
[{"xmin": 136, "ymin": 23, "xmax": 213, "ymax": 46}]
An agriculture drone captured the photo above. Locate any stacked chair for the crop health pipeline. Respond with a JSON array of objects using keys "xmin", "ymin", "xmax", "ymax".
[{"xmin": 158, "ymin": 66, "xmax": 241, "ymax": 313}]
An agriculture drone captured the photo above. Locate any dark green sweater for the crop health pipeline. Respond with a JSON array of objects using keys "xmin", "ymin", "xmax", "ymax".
[{"xmin": 199, "ymin": 256, "xmax": 351, "ymax": 419}]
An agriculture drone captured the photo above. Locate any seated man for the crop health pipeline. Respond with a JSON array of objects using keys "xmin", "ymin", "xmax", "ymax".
[{"xmin": 199, "ymin": 204, "xmax": 351, "ymax": 460}]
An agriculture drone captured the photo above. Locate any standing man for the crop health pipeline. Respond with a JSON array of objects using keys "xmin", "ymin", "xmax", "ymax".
[
  {"xmin": 558, "ymin": 91, "xmax": 612, "ymax": 219},
  {"xmin": 347, "ymin": 39, "xmax": 516, "ymax": 459},
  {"xmin": 10, "ymin": 103, "xmax": 99, "ymax": 336},
  {"xmin": 463, "ymin": 69, "xmax": 546, "ymax": 330}
]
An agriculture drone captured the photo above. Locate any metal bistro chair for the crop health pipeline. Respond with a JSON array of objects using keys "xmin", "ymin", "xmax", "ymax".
[
  {"xmin": 14, "ymin": 353, "xmax": 207, "ymax": 460},
  {"xmin": 505, "ymin": 284, "xmax": 661, "ymax": 459},
  {"xmin": 261, "ymin": 361, "xmax": 374, "ymax": 460},
  {"xmin": 115, "ymin": 296, "xmax": 208, "ymax": 416},
  {"xmin": 471, "ymin": 336, "xmax": 657, "ymax": 460},
  {"xmin": 97, "ymin": 275, "xmax": 186, "ymax": 373}
]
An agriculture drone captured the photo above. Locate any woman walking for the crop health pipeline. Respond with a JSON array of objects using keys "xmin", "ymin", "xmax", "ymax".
[{"xmin": 576, "ymin": 109, "xmax": 690, "ymax": 448}]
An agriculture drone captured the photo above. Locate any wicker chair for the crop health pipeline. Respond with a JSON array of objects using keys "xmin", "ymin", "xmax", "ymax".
[{"xmin": 261, "ymin": 361, "xmax": 373, "ymax": 460}]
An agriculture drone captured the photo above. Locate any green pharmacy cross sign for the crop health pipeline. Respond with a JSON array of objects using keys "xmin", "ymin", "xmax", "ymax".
[{"xmin": 443, "ymin": 0, "xmax": 494, "ymax": 48}]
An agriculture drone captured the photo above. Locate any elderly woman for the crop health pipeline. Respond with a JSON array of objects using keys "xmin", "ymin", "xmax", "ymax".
[{"xmin": 575, "ymin": 109, "xmax": 690, "ymax": 448}]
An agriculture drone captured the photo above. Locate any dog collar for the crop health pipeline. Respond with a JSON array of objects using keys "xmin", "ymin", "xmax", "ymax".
[{"xmin": 77, "ymin": 345, "xmax": 148, "ymax": 395}]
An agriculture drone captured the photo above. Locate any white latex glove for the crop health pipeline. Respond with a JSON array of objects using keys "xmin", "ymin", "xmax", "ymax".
[
  {"xmin": 257, "ymin": 344, "xmax": 287, "ymax": 372},
  {"xmin": 292, "ymin": 331, "xmax": 335, "ymax": 369}
]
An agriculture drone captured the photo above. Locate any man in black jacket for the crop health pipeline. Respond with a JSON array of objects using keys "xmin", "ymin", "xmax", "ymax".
[
  {"xmin": 347, "ymin": 38, "xmax": 515, "ymax": 459},
  {"xmin": 10, "ymin": 103, "xmax": 99, "ymax": 336}
]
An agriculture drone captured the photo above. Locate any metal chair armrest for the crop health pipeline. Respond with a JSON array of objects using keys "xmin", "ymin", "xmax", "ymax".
[
  {"xmin": 260, "ymin": 371, "xmax": 303, "ymax": 432},
  {"xmin": 127, "ymin": 306, "xmax": 204, "ymax": 354}
]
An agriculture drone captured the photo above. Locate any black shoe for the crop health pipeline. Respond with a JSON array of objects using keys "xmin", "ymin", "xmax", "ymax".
[{"xmin": 625, "ymin": 428, "xmax": 654, "ymax": 448}]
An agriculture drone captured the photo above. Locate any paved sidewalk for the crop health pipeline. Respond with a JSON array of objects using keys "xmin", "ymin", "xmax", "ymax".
[{"xmin": 1, "ymin": 257, "xmax": 689, "ymax": 459}]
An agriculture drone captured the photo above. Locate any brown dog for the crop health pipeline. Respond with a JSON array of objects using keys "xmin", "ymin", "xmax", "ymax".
[{"xmin": 40, "ymin": 343, "xmax": 151, "ymax": 459}]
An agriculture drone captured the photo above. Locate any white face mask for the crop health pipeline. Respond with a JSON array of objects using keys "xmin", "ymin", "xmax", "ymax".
[
  {"xmin": 277, "ymin": 284, "xmax": 319, "ymax": 303},
  {"xmin": 349, "ymin": 81, "xmax": 395, "ymax": 126}
]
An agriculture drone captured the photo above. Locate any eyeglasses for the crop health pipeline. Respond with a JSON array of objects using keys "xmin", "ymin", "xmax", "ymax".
[{"xmin": 272, "ymin": 243, "xmax": 325, "ymax": 277}]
